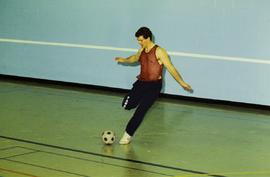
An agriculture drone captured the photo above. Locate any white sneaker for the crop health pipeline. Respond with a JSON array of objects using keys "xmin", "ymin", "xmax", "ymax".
[{"xmin": 119, "ymin": 132, "xmax": 132, "ymax": 145}]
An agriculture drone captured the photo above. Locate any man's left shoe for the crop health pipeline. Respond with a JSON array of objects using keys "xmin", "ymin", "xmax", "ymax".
[{"xmin": 119, "ymin": 132, "xmax": 132, "ymax": 145}]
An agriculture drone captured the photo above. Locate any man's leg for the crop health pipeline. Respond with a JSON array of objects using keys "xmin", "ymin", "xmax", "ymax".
[
  {"xmin": 125, "ymin": 88, "xmax": 160, "ymax": 136},
  {"xmin": 119, "ymin": 81, "xmax": 162, "ymax": 145},
  {"xmin": 122, "ymin": 80, "xmax": 143, "ymax": 110}
]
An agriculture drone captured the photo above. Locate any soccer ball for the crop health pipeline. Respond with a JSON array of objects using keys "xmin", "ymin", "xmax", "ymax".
[{"xmin": 102, "ymin": 130, "xmax": 116, "ymax": 145}]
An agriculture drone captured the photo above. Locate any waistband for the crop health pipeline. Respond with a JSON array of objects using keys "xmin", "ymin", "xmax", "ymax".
[{"xmin": 136, "ymin": 79, "xmax": 162, "ymax": 84}]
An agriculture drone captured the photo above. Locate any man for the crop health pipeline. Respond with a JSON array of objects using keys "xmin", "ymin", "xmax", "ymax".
[{"xmin": 115, "ymin": 27, "xmax": 192, "ymax": 145}]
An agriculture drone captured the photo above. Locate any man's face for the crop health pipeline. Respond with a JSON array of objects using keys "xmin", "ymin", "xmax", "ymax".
[{"xmin": 137, "ymin": 36, "xmax": 148, "ymax": 48}]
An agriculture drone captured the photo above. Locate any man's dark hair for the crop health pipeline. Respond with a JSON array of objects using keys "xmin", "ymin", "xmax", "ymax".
[{"xmin": 135, "ymin": 27, "xmax": 152, "ymax": 40}]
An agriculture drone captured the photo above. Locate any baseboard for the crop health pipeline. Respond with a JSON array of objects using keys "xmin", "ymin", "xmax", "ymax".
[{"xmin": 1, "ymin": 74, "xmax": 269, "ymax": 111}]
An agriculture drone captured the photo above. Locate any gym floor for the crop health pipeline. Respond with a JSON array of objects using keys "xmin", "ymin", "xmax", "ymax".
[{"xmin": 0, "ymin": 79, "xmax": 270, "ymax": 177}]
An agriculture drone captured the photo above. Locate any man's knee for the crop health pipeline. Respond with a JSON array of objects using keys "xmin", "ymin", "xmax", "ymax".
[
  {"xmin": 122, "ymin": 96, "xmax": 136, "ymax": 110},
  {"xmin": 123, "ymin": 105, "xmax": 133, "ymax": 110}
]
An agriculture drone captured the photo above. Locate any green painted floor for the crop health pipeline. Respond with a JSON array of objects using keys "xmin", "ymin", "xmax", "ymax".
[{"xmin": 0, "ymin": 79, "xmax": 270, "ymax": 177}]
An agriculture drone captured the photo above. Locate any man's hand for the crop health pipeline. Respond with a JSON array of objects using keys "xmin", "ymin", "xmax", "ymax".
[
  {"xmin": 115, "ymin": 57, "xmax": 126, "ymax": 63},
  {"xmin": 181, "ymin": 82, "xmax": 193, "ymax": 93}
]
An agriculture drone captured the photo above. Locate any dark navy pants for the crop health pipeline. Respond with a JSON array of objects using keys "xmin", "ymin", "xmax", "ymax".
[{"xmin": 122, "ymin": 80, "xmax": 162, "ymax": 136}]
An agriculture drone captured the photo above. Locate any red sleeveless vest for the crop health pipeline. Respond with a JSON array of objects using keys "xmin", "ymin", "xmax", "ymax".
[{"xmin": 138, "ymin": 45, "xmax": 163, "ymax": 81}]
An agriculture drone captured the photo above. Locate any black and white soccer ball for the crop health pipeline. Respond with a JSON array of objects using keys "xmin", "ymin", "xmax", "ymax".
[{"xmin": 102, "ymin": 130, "xmax": 116, "ymax": 145}]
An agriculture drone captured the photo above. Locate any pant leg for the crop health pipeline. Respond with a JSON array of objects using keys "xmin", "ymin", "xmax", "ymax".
[
  {"xmin": 125, "ymin": 82, "xmax": 162, "ymax": 136},
  {"xmin": 122, "ymin": 80, "xmax": 144, "ymax": 110}
]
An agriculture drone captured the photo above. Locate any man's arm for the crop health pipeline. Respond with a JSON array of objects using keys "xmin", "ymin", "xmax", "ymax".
[
  {"xmin": 115, "ymin": 48, "xmax": 142, "ymax": 63},
  {"xmin": 156, "ymin": 47, "xmax": 193, "ymax": 92}
]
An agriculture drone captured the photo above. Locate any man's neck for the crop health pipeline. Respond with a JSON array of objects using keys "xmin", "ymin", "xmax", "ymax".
[{"xmin": 145, "ymin": 42, "xmax": 155, "ymax": 52}]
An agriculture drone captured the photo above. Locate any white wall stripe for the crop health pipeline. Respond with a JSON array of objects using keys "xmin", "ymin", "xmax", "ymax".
[
  {"xmin": 0, "ymin": 38, "xmax": 270, "ymax": 64},
  {"xmin": 0, "ymin": 38, "xmax": 137, "ymax": 52}
]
